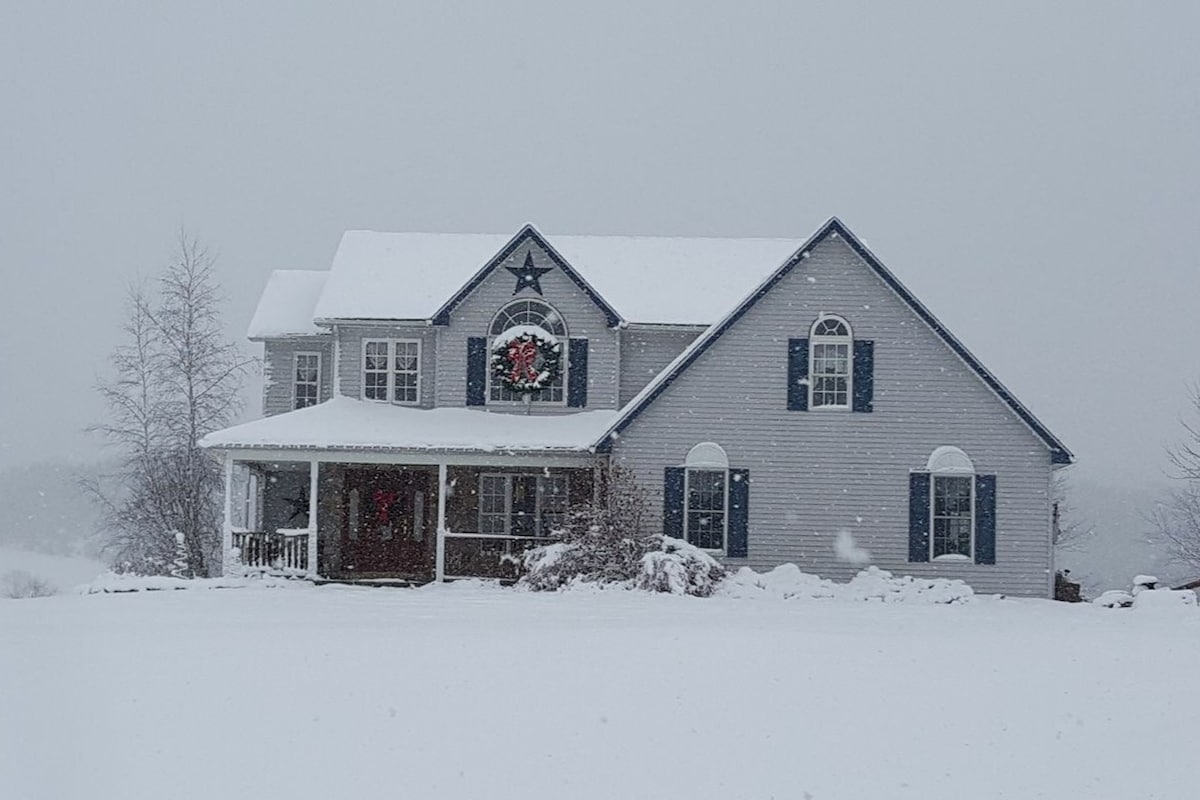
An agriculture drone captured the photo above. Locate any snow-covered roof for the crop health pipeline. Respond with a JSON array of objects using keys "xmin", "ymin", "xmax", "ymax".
[
  {"xmin": 311, "ymin": 229, "xmax": 806, "ymax": 325},
  {"xmin": 200, "ymin": 396, "xmax": 618, "ymax": 453},
  {"xmin": 247, "ymin": 270, "xmax": 329, "ymax": 339}
]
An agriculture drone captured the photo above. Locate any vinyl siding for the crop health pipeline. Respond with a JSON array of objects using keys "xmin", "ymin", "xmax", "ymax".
[
  {"xmin": 261, "ymin": 338, "xmax": 333, "ymax": 417},
  {"xmin": 618, "ymin": 327, "xmax": 702, "ymax": 406},
  {"xmin": 609, "ymin": 235, "xmax": 1056, "ymax": 598},
  {"xmin": 435, "ymin": 239, "xmax": 620, "ymax": 412},
  {"xmin": 334, "ymin": 324, "xmax": 438, "ymax": 407}
]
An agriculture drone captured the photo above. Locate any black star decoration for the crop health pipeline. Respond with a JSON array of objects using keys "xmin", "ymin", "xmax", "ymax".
[
  {"xmin": 283, "ymin": 485, "xmax": 310, "ymax": 524},
  {"xmin": 505, "ymin": 252, "xmax": 553, "ymax": 296}
]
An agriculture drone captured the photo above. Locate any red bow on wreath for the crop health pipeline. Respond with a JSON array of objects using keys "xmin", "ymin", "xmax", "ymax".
[
  {"xmin": 506, "ymin": 340, "xmax": 541, "ymax": 383},
  {"xmin": 372, "ymin": 489, "xmax": 398, "ymax": 525}
]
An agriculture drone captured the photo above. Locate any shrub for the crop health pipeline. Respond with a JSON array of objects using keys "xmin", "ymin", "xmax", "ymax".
[
  {"xmin": 522, "ymin": 465, "xmax": 726, "ymax": 595},
  {"xmin": 2, "ymin": 570, "xmax": 58, "ymax": 599}
]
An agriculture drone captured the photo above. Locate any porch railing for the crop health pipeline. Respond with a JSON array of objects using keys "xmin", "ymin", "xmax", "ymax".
[{"xmin": 232, "ymin": 530, "xmax": 310, "ymax": 572}]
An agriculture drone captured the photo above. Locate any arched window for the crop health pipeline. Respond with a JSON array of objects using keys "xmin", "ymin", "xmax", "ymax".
[
  {"xmin": 926, "ymin": 446, "xmax": 975, "ymax": 560},
  {"xmin": 810, "ymin": 315, "xmax": 852, "ymax": 408},
  {"xmin": 489, "ymin": 299, "xmax": 567, "ymax": 403},
  {"xmin": 684, "ymin": 442, "xmax": 729, "ymax": 550}
]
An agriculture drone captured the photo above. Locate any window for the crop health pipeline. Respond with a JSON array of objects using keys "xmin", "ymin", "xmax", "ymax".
[
  {"xmin": 488, "ymin": 299, "xmax": 567, "ymax": 403},
  {"xmin": 293, "ymin": 352, "xmax": 321, "ymax": 409},
  {"xmin": 928, "ymin": 446, "xmax": 975, "ymax": 560},
  {"xmin": 809, "ymin": 316, "xmax": 852, "ymax": 408},
  {"xmin": 684, "ymin": 442, "xmax": 729, "ymax": 551},
  {"xmin": 477, "ymin": 473, "xmax": 570, "ymax": 538},
  {"xmin": 362, "ymin": 339, "xmax": 421, "ymax": 405}
]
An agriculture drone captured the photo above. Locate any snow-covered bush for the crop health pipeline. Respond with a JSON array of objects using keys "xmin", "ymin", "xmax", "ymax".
[
  {"xmin": 2, "ymin": 570, "xmax": 57, "ymax": 599},
  {"xmin": 1092, "ymin": 590, "xmax": 1134, "ymax": 609},
  {"xmin": 635, "ymin": 537, "xmax": 726, "ymax": 597},
  {"xmin": 522, "ymin": 466, "xmax": 726, "ymax": 595},
  {"xmin": 719, "ymin": 564, "xmax": 973, "ymax": 604},
  {"xmin": 1132, "ymin": 588, "xmax": 1197, "ymax": 611}
]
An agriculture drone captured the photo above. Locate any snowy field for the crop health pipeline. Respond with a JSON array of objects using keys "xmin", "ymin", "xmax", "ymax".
[{"xmin": 2, "ymin": 583, "xmax": 1198, "ymax": 800}]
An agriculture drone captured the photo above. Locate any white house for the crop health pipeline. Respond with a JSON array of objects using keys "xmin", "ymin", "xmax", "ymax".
[{"xmin": 202, "ymin": 218, "xmax": 1072, "ymax": 596}]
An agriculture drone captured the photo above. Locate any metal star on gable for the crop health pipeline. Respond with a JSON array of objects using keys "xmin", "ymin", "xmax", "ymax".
[{"xmin": 505, "ymin": 252, "xmax": 553, "ymax": 295}]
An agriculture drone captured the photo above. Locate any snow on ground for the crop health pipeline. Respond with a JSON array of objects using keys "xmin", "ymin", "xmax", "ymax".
[
  {"xmin": 0, "ymin": 547, "xmax": 107, "ymax": 595},
  {"xmin": 2, "ymin": 583, "xmax": 1198, "ymax": 800}
]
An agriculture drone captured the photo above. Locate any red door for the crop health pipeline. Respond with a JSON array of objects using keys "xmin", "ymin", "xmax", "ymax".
[{"xmin": 341, "ymin": 469, "xmax": 433, "ymax": 578}]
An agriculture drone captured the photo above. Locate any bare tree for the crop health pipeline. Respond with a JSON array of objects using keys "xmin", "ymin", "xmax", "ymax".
[
  {"xmin": 1153, "ymin": 385, "xmax": 1200, "ymax": 573},
  {"xmin": 1051, "ymin": 469, "xmax": 1089, "ymax": 550},
  {"xmin": 89, "ymin": 234, "xmax": 252, "ymax": 576}
]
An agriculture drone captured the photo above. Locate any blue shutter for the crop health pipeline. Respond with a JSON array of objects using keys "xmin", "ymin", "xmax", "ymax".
[
  {"xmin": 466, "ymin": 337, "xmax": 487, "ymax": 406},
  {"xmin": 787, "ymin": 338, "xmax": 809, "ymax": 411},
  {"xmin": 567, "ymin": 338, "xmax": 588, "ymax": 408},
  {"xmin": 975, "ymin": 474, "xmax": 996, "ymax": 565},
  {"xmin": 852, "ymin": 340, "xmax": 874, "ymax": 413},
  {"xmin": 908, "ymin": 472, "xmax": 931, "ymax": 562},
  {"xmin": 727, "ymin": 469, "xmax": 749, "ymax": 557},
  {"xmin": 663, "ymin": 467, "xmax": 685, "ymax": 540}
]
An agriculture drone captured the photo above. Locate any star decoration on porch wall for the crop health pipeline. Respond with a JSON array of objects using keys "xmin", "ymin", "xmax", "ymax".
[
  {"xmin": 505, "ymin": 252, "xmax": 553, "ymax": 295},
  {"xmin": 283, "ymin": 485, "xmax": 310, "ymax": 525}
]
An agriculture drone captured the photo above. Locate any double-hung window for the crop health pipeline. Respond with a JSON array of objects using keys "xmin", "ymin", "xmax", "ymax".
[
  {"xmin": 362, "ymin": 339, "xmax": 421, "ymax": 405},
  {"xmin": 683, "ymin": 442, "xmax": 729, "ymax": 551},
  {"xmin": 478, "ymin": 473, "xmax": 570, "ymax": 538},
  {"xmin": 932, "ymin": 475, "xmax": 974, "ymax": 559},
  {"xmin": 293, "ymin": 352, "xmax": 321, "ymax": 409},
  {"xmin": 810, "ymin": 316, "xmax": 852, "ymax": 408}
]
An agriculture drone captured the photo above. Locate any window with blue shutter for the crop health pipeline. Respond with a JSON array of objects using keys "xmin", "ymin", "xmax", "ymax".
[
  {"xmin": 974, "ymin": 474, "xmax": 996, "ymax": 565},
  {"xmin": 852, "ymin": 340, "xmax": 874, "ymax": 412},
  {"xmin": 908, "ymin": 472, "xmax": 931, "ymax": 562},
  {"xmin": 567, "ymin": 338, "xmax": 588, "ymax": 408},
  {"xmin": 466, "ymin": 337, "xmax": 487, "ymax": 406},
  {"xmin": 727, "ymin": 469, "xmax": 749, "ymax": 557},
  {"xmin": 663, "ymin": 466, "xmax": 685, "ymax": 539},
  {"xmin": 787, "ymin": 338, "xmax": 808, "ymax": 411}
]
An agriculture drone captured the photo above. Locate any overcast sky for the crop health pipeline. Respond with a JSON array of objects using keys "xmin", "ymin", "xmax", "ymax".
[{"xmin": 1, "ymin": 1, "xmax": 1197, "ymax": 488}]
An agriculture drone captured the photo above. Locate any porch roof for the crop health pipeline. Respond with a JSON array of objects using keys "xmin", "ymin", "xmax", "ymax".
[{"xmin": 200, "ymin": 396, "xmax": 617, "ymax": 454}]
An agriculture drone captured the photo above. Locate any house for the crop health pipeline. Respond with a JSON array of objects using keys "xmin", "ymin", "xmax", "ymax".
[{"xmin": 201, "ymin": 218, "xmax": 1073, "ymax": 597}]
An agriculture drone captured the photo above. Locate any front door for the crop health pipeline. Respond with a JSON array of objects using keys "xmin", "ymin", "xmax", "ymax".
[{"xmin": 341, "ymin": 469, "xmax": 433, "ymax": 578}]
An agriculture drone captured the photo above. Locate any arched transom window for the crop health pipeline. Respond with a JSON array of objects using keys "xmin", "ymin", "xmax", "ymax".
[
  {"xmin": 489, "ymin": 299, "xmax": 567, "ymax": 403},
  {"xmin": 810, "ymin": 315, "xmax": 852, "ymax": 408}
]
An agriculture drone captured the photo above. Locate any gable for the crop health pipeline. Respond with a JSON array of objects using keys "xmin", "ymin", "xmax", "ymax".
[
  {"xmin": 599, "ymin": 218, "xmax": 1072, "ymax": 464},
  {"xmin": 433, "ymin": 227, "xmax": 621, "ymax": 327}
]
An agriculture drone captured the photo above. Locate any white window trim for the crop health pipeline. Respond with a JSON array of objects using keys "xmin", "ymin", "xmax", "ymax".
[
  {"xmin": 930, "ymin": 473, "xmax": 976, "ymax": 562},
  {"xmin": 292, "ymin": 351, "xmax": 322, "ymax": 410},
  {"xmin": 476, "ymin": 473, "xmax": 570, "ymax": 538},
  {"xmin": 683, "ymin": 467, "xmax": 729, "ymax": 554},
  {"xmin": 808, "ymin": 314, "xmax": 853, "ymax": 411},
  {"xmin": 486, "ymin": 299, "xmax": 569, "ymax": 407},
  {"xmin": 361, "ymin": 338, "xmax": 422, "ymax": 406}
]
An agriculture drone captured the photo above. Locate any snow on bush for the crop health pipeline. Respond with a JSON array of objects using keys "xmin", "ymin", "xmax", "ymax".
[
  {"xmin": 1092, "ymin": 590, "xmax": 1134, "ymax": 608},
  {"xmin": 82, "ymin": 571, "xmax": 297, "ymax": 593},
  {"xmin": 1131, "ymin": 588, "xmax": 1197, "ymax": 611},
  {"xmin": 2, "ymin": 569, "xmax": 57, "ymax": 599},
  {"xmin": 719, "ymin": 564, "xmax": 974, "ymax": 604},
  {"xmin": 635, "ymin": 537, "xmax": 726, "ymax": 597}
]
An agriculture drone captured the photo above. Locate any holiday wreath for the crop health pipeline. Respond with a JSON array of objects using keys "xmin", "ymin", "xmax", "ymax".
[{"xmin": 491, "ymin": 326, "xmax": 563, "ymax": 394}]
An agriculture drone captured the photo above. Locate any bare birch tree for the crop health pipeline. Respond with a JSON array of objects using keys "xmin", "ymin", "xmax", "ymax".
[
  {"xmin": 1153, "ymin": 386, "xmax": 1200, "ymax": 572},
  {"xmin": 89, "ymin": 234, "xmax": 252, "ymax": 576}
]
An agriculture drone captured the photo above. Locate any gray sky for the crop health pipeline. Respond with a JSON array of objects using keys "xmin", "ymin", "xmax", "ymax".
[{"xmin": 1, "ymin": 0, "xmax": 1197, "ymax": 488}]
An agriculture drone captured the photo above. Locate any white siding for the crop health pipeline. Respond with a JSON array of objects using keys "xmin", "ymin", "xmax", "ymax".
[
  {"xmin": 618, "ymin": 327, "xmax": 701, "ymax": 406},
  {"xmin": 262, "ymin": 339, "xmax": 333, "ymax": 417},
  {"xmin": 610, "ymin": 235, "xmax": 1056, "ymax": 598}
]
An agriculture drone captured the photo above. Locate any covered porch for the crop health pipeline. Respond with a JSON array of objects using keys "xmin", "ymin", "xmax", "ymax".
[
  {"xmin": 201, "ymin": 396, "xmax": 618, "ymax": 583},
  {"xmin": 220, "ymin": 452, "xmax": 599, "ymax": 582}
]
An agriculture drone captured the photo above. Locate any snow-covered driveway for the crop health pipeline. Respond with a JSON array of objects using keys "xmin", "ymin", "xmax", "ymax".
[{"xmin": 3, "ymin": 584, "xmax": 1198, "ymax": 799}]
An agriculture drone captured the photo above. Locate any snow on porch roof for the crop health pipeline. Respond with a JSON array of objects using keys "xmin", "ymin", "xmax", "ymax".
[
  {"xmin": 200, "ymin": 396, "xmax": 619, "ymax": 453},
  {"xmin": 311, "ymin": 229, "xmax": 808, "ymax": 325},
  {"xmin": 247, "ymin": 270, "xmax": 329, "ymax": 339}
]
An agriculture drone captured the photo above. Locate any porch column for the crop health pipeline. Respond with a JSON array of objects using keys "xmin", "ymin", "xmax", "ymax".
[
  {"xmin": 221, "ymin": 452, "xmax": 235, "ymax": 577},
  {"xmin": 435, "ymin": 462, "xmax": 448, "ymax": 582},
  {"xmin": 307, "ymin": 458, "xmax": 319, "ymax": 579}
]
